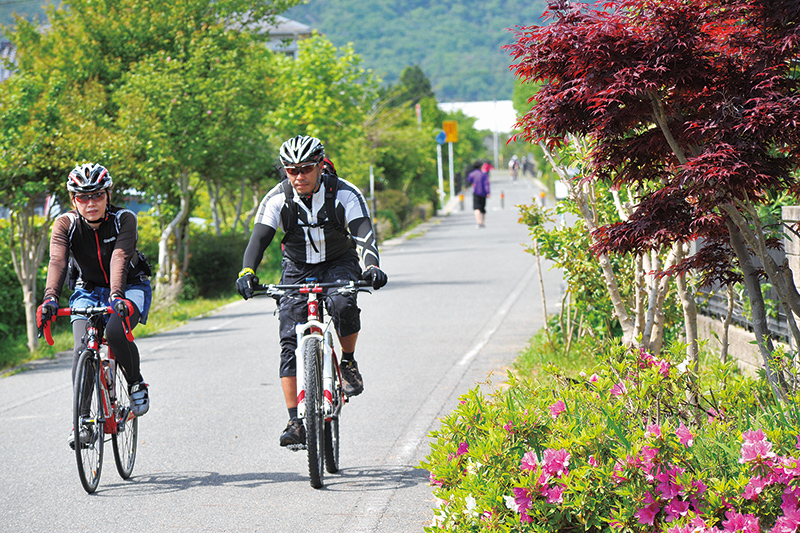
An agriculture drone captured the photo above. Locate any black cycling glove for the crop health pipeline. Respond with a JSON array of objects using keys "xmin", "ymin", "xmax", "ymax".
[
  {"xmin": 237, "ymin": 268, "xmax": 259, "ymax": 300},
  {"xmin": 362, "ymin": 266, "xmax": 388, "ymax": 290}
]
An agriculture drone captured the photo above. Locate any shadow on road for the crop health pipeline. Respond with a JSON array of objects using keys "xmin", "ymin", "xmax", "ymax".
[
  {"xmin": 318, "ymin": 464, "xmax": 430, "ymax": 492},
  {"xmin": 93, "ymin": 470, "xmax": 307, "ymax": 495}
]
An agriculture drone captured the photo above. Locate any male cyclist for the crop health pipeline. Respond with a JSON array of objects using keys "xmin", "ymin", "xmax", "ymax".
[
  {"xmin": 236, "ymin": 135, "xmax": 388, "ymax": 449},
  {"xmin": 37, "ymin": 163, "xmax": 153, "ymax": 448}
]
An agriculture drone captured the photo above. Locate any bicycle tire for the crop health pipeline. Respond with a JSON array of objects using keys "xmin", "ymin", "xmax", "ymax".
[
  {"xmin": 304, "ymin": 338, "xmax": 325, "ymax": 488},
  {"xmin": 324, "ymin": 418, "xmax": 340, "ymax": 474},
  {"xmin": 74, "ymin": 350, "xmax": 104, "ymax": 493},
  {"xmin": 112, "ymin": 364, "xmax": 138, "ymax": 479},
  {"xmin": 324, "ymin": 360, "xmax": 341, "ymax": 473}
]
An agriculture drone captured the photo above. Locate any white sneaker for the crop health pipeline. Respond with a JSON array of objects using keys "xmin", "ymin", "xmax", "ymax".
[{"xmin": 130, "ymin": 381, "xmax": 150, "ymax": 416}]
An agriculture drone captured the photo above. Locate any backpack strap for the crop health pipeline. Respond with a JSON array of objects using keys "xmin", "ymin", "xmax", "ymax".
[
  {"xmin": 322, "ymin": 173, "xmax": 344, "ymax": 230},
  {"xmin": 280, "ymin": 179, "xmax": 297, "ymax": 234}
]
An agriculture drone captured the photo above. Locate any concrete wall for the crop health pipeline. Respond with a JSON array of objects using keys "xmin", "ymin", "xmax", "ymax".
[
  {"xmin": 695, "ymin": 206, "xmax": 800, "ymax": 376},
  {"xmin": 697, "ymin": 315, "xmax": 762, "ymax": 375}
]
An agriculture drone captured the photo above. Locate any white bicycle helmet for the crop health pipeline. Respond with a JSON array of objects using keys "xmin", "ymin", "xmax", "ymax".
[
  {"xmin": 279, "ymin": 135, "xmax": 325, "ymax": 166},
  {"xmin": 66, "ymin": 163, "xmax": 113, "ymax": 194}
]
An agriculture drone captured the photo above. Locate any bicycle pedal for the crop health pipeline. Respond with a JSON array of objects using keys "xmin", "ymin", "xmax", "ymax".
[{"xmin": 285, "ymin": 443, "xmax": 307, "ymax": 452}]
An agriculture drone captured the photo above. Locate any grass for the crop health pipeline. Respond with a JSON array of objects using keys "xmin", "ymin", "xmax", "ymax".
[
  {"xmin": 513, "ymin": 327, "xmax": 600, "ymax": 385},
  {"xmin": 1, "ymin": 292, "xmax": 240, "ymax": 376}
]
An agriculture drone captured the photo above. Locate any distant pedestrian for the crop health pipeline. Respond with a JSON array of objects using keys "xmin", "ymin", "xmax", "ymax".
[
  {"xmin": 467, "ymin": 162, "xmax": 491, "ymax": 228},
  {"xmin": 509, "ymin": 155, "xmax": 519, "ymax": 181}
]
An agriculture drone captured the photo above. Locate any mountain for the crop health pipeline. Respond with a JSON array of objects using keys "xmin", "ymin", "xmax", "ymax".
[{"xmin": 286, "ymin": 0, "xmax": 549, "ymax": 101}]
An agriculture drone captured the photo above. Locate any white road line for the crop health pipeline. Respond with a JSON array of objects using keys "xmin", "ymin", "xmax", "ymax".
[{"xmin": 344, "ymin": 261, "xmax": 538, "ymax": 531}]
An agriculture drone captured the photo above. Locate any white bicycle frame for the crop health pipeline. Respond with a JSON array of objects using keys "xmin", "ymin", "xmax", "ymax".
[{"xmin": 295, "ymin": 290, "xmax": 341, "ymax": 421}]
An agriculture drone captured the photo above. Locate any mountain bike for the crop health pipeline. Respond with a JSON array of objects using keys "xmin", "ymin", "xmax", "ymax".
[
  {"xmin": 40, "ymin": 306, "xmax": 137, "ymax": 494},
  {"xmin": 254, "ymin": 279, "xmax": 371, "ymax": 489}
]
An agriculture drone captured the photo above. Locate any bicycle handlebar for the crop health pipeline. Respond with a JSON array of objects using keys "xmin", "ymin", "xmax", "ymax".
[
  {"xmin": 39, "ymin": 305, "xmax": 134, "ymax": 346},
  {"xmin": 252, "ymin": 279, "xmax": 371, "ymax": 298}
]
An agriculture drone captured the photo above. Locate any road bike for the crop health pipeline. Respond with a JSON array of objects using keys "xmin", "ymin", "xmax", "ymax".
[
  {"xmin": 40, "ymin": 306, "xmax": 138, "ymax": 493},
  {"xmin": 254, "ymin": 279, "xmax": 370, "ymax": 488}
]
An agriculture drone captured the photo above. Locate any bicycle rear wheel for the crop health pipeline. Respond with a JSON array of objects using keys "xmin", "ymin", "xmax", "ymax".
[
  {"xmin": 74, "ymin": 350, "xmax": 104, "ymax": 493},
  {"xmin": 304, "ymin": 338, "xmax": 325, "ymax": 488},
  {"xmin": 112, "ymin": 364, "xmax": 138, "ymax": 479}
]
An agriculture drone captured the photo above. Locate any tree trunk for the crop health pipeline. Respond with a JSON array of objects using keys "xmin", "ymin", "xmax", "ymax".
[
  {"xmin": 674, "ymin": 243, "xmax": 699, "ymax": 369},
  {"xmin": 209, "ymin": 180, "xmax": 222, "ymax": 237},
  {"xmin": 532, "ymin": 239, "xmax": 549, "ymax": 334},
  {"xmin": 726, "ymin": 217, "xmax": 786, "ymax": 399},
  {"xmin": 540, "ymin": 142, "xmax": 636, "ymax": 346},
  {"xmin": 156, "ymin": 171, "xmax": 191, "ymax": 305},
  {"xmin": 8, "ymin": 200, "xmax": 53, "ymax": 352}
]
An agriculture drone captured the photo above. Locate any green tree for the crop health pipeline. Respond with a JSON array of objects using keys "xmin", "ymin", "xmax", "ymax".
[
  {"xmin": 114, "ymin": 28, "xmax": 281, "ymax": 303},
  {"xmin": 269, "ymin": 34, "xmax": 379, "ymax": 185}
]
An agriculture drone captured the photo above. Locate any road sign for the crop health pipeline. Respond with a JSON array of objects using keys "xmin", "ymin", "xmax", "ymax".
[
  {"xmin": 435, "ymin": 130, "xmax": 446, "ymax": 145},
  {"xmin": 442, "ymin": 120, "xmax": 458, "ymax": 143}
]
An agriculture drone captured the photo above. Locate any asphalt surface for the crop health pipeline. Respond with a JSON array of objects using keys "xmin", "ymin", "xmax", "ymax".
[{"xmin": 0, "ymin": 169, "xmax": 563, "ymax": 532}]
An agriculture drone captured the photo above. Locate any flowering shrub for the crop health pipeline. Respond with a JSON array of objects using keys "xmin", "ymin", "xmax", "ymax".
[{"xmin": 421, "ymin": 343, "xmax": 800, "ymax": 532}]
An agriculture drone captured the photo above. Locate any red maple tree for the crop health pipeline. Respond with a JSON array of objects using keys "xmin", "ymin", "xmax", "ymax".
[{"xmin": 507, "ymin": 0, "xmax": 800, "ymax": 392}]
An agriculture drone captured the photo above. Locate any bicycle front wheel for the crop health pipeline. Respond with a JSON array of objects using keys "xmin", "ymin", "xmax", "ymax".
[
  {"xmin": 324, "ymin": 361, "xmax": 341, "ymax": 474},
  {"xmin": 324, "ymin": 418, "xmax": 340, "ymax": 474},
  {"xmin": 112, "ymin": 364, "xmax": 137, "ymax": 479},
  {"xmin": 73, "ymin": 350, "xmax": 104, "ymax": 493},
  {"xmin": 304, "ymin": 338, "xmax": 325, "ymax": 488}
]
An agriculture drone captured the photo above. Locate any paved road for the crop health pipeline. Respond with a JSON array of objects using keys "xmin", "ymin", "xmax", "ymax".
[{"xmin": 0, "ymin": 170, "xmax": 563, "ymax": 532}]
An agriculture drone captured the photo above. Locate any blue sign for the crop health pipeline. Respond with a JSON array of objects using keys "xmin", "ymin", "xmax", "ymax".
[{"xmin": 435, "ymin": 130, "xmax": 446, "ymax": 145}]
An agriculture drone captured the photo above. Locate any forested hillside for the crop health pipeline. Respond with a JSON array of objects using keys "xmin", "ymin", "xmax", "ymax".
[
  {"xmin": 2, "ymin": 1, "xmax": 549, "ymax": 101},
  {"xmin": 286, "ymin": 0, "xmax": 549, "ymax": 101}
]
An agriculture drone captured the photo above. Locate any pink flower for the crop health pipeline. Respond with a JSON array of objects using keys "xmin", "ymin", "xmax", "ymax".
[
  {"xmin": 588, "ymin": 455, "xmax": 598, "ymax": 467},
  {"xmin": 743, "ymin": 476, "xmax": 770, "ymax": 500},
  {"xmin": 656, "ymin": 467, "xmax": 684, "ymax": 500},
  {"xmin": 665, "ymin": 499, "xmax": 691, "ymax": 522},
  {"xmin": 503, "ymin": 421, "xmax": 514, "ymax": 432},
  {"xmin": 521, "ymin": 451, "xmax": 539, "ymax": 472},
  {"xmin": 721, "ymin": 510, "xmax": 760, "ymax": 532},
  {"xmin": 647, "ymin": 424, "xmax": 663, "ymax": 438},
  {"xmin": 457, "ymin": 442, "xmax": 469, "ymax": 456},
  {"xmin": 781, "ymin": 489, "xmax": 800, "ymax": 515},
  {"xmin": 429, "ymin": 472, "xmax": 444, "ymax": 486},
  {"xmin": 545, "ymin": 484, "xmax": 564, "ymax": 504},
  {"xmin": 655, "ymin": 360, "xmax": 670, "ymax": 376},
  {"xmin": 512, "ymin": 487, "xmax": 533, "ymax": 522},
  {"xmin": 676, "ymin": 422, "xmax": 694, "ymax": 447},
  {"xmin": 740, "ymin": 430, "xmax": 776, "ymax": 464},
  {"xmin": 635, "ymin": 492, "xmax": 660, "ymax": 525},
  {"xmin": 589, "ymin": 373, "xmax": 599, "ymax": 383},
  {"xmin": 542, "ymin": 448, "xmax": 571, "ymax": 478},
  {"xmin": 610, "ymin": 381, "xmax": 627, "ymax": 396},
  {"xmin": 771, "ymin": 515, "xmax": 800, "ymax": 533},
  {"xmin": 512, "ymin": 487, "xmax": 532, "ymax": 510},
  {"xmin": 549, "ymin": 400, "xmax": 567, "ymax": 419}
]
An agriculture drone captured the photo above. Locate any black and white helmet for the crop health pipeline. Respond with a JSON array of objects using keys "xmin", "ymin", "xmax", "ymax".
[
  {"xmin": 279, "ymin": 135, "xmax": 325, "ymax": 166},
  {"xmin": 66, "ymin": 163, "xmax": 113, "ymax": 194}
]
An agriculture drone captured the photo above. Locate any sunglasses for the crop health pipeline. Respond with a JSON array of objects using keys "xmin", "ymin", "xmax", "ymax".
[
  {"xmin": 73, "ymin": 192, "xmax": 107, "ymax": 204},
  {"xmin": 284, "ymin": 163, "xmax": 317, "ymax": 176}
]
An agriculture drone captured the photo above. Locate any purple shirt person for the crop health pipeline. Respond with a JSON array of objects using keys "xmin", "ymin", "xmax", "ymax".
[{"xmin": 467, "ymin": 163, "xmax": 491, "ymax": 227}]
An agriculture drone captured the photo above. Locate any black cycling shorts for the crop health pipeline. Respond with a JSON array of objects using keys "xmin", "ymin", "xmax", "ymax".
[{"xmin": 277, "ymin": 252, "xmax": 362, "ymax": 378}]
